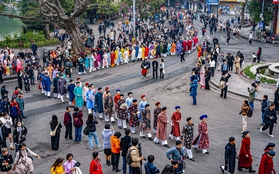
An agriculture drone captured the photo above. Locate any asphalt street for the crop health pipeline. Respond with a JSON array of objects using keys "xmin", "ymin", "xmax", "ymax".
[{"xmin": 2, "ymin": 15, "xmax": 279, "ymax": 174}]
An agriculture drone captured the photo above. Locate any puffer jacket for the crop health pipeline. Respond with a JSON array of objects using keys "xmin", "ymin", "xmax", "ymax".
[
  {"xmin": 241, "ymin": 103, "xmax": 250, "ymax": 116},
  {"xmin": 111, "ymin": 135, "xmax": 121, "ymax": 154},
  {"xmin": 102, "ymin": 129, "xmax": 114, "ymax": 149},
  {"xmin": 129, "ymin": 146, "xmax": 141, "ymax": 168}
]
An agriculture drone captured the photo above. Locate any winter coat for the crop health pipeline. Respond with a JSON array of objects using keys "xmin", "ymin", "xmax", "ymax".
[
  {"xmin": 102, "ymin": 129, "xmax": 114, "ymax": 149},
  {"xmin": 190, "ymin": 79, "xmax": 198, "ymax": 97}
]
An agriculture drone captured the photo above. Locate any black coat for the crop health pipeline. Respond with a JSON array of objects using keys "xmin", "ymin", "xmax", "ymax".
[
  {"xmin": 1, "ymin": 87, "xmax": 8, "ymax": 98},
  {"xmin": 0, "ymin": 153, "xmax": 13, "ymax": 171},
  {"xmin": 274, "ymin": 91, "xmax": 279, "ymax": 110},
  {"xmin": 152, "ymin": 60, "xmax": 159, "ymax": 70},
  {"xmin": 0, "ymin": 125, "xmax": 8, "ymax": 144},
  {"xmin": 13, "ymin": 126, "xmax": 28, "ymax": 144},
  {"xmin": 224, "ymin": 143, "xmax": 236, "ymax": 173},
  {"xmin": 50, "ymin": 121, "xmax": 62, "ymax": 136},
  {"xmin": 120, "ymin": 135, "xmax": 132, "ymax": 157},
  {"xmin": 86, "ymin": 120, "xmax": 98, "ymax": 132},
  {"xmin": 264, "ymin": 109, "xmax": 277, "ymax": 124}
]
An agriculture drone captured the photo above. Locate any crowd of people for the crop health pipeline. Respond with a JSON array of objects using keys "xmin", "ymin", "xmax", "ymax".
[{"xmin": 0, "ymin": 4, "xmax": 277, "ymax": 174}]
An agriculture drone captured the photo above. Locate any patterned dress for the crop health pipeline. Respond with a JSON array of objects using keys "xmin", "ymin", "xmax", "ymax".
[
  {"xmin": 128, "ymin": 104, "xmax": 139, "ymax": 127},
  {"xmin": 193, "ymin": 121, "xmax": 209, "ymax": 150},
  {"xmin": 140, "ymin": 109, "xmax": 151, "ymax": 132},
  {"xmin": 117, "ymin": 99, "xmax": 127, "ymax": 119},
  {"xmin": 182, "ymin": 123, "xmax": 194, "ymax": 149},
  {"xmin": 153, "ymin": 107, "xmax": 161, "ymax": 131},
  {"xmin": 171, "ymin": 112, "xmax": 181, "ymax": 137},
  {"xmin": 104, "ymin": 96, "xmax": 114, "ymax": 117}
]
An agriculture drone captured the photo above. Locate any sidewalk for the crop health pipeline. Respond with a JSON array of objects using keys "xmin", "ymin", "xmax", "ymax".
[
  {"xmin": 239, "ymin": 27, "xmax": 279, "ymax": 44},
  {"xmin": 210, "ymin": 62, "xmax": 277, "ymax": 102}
]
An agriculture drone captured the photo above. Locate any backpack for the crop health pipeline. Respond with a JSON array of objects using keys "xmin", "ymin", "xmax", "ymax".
[
  {"xmin": 126, "ymin": 147, "xmax": 136, "ymax": 165},
  {"xmin": 12, "ymin": 93, "xmax": 17, "ymax": 99},
  {"xmin": 73, "ymin": 113, "xmax": 83, "ymax": 127},
  {"xmin": 247, "ymin": 107, "xmax": 253, "ymax": 117},
  {"xmin": 219, "ymin": 80, "xmax": 226, "ymax": 90}
]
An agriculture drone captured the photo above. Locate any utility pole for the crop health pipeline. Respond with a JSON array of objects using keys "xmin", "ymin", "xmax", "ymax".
[
  {"xmin": 260, "ymin": 0, "xmax": 264, "ymax": 21},
  {"xmin": 133, "ymin": 0, "xmax": 136, "ymax": 36}
]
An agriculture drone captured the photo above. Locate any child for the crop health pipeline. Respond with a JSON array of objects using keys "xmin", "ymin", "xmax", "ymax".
[
  {"xmin": 252, "ymin": 53, "xmax": 257, "ymax": 63},
  {"xmin": 5, "ymin": 64, "xmax": 10, "ymax": 76}
]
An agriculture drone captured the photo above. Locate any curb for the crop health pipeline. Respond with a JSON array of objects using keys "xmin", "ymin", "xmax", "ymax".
[
  {"xmin": 209, "ymin": 78, "xmax": 263, "ymax": 102},
  {"xmin": 3, "ymin": 75, "xmax": 17, "ymax": 81},
  {"xmin": 239, "ymin": 34, "xmax": 279, "ymax": 44}
]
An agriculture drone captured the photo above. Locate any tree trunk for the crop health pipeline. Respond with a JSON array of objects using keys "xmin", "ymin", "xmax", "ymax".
[
  {"xmin": 45, "ymin": 23, "xmax": 50, "ymax": 40},
  {"xmin": 64, "ymin": 19, "xmax": 85, "ymax": 52}
]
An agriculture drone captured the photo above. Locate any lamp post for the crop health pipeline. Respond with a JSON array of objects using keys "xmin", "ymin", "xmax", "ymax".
[
  {"xmin": 260, "ymin": 0, "xmax": 264, "ymax": 21},
  {"xmin": 133, "ymin": 0, "xmax": 136, "ymax": 36}
]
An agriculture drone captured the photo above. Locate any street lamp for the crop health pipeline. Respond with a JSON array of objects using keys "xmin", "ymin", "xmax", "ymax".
[
  {"xmin": 133, "ymin": 0, "xmax": 136, "ymax": 36},
  {"xmin": 260, "ymin": 0, "xmax": 264, "ymax": 21}
]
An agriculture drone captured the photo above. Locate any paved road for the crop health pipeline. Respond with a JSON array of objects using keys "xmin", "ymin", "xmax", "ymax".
[{"xmin": 3, "ymin": 15, "xmax": 279, "ymax": 174}]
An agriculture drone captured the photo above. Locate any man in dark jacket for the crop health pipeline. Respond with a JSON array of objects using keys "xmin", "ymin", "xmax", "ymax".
[
  {"xmin": 213, "ymin": 36, "xmax": 219, "ymax": 48},
  {"xmin": 0, "ymin": 96, "xmax": 9, "ymax": 114},
  {"xmin": 152, "ymin": 58, "xmax": 159, "ymax": 79},
  {"xmin": 220, "ymin": 72, "xmax": 231, "ymax": 99},
  {"xmin": 220, "ymin": 137, "xmax": 236, "ymax": 174},
  {"xmin": 63, "ymin": 106, "xmax": 72, "ymax": 140},
  {"xmin": 120, "ymin": 129, "xmax": 132, "ymax": 174},
  {"xmin": 0, "ymin": 120, "xmax": 8, "ymax": 149},
  {"xmin": 260, "ymin": 103, "xmax": 278, "ymax": 137},
  {"xmin": 227, "ymin": 53, "xmax": 234, "ymax": 72},
  {"xmin": 1, "ymin": 85, "xmax": 9, "ymax": 99}
]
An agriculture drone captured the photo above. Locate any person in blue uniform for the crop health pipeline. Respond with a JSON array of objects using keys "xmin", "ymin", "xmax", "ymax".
[
  {"xmin": 43, "ymin": 72, "xmax": 51, "ymax": 98},
  {"xmin": 94, "ymin": 87, "xmax": 104, "ymax": 119},
  {"xmin": 67, "ymin": 80, "xmax": 75, "ymax": 107}
]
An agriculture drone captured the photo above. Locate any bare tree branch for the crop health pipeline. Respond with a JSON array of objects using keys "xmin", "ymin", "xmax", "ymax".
[
  {"xmin": 53, "ymin": 0, "xmax": 66, "ymax": 16},
  {"xmin": 40, "ymin": 0, "xmax": 68, "ymax": 21},
  {"xmin": 70, "ymin": 0, "xmax": 90, "ymax": 20},
  {"xmin": 0, "ymin": 12, "xmax": 66, "ymax": 28}
]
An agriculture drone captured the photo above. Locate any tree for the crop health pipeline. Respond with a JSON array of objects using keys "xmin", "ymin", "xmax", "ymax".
[
  {"xmin": 0, "ymin": 0, "xmax": 92, "ymax": 51},
  {"xmin": 121, "ymin": 0, "xmax": 165, "ymax": 20},
  {"xmin": 248, "ymin": 0, "xmax": 274, "ymax": 23},
  {"xmin": 240, "ymin": 0, "xmax": 248, "ymax": 25}
]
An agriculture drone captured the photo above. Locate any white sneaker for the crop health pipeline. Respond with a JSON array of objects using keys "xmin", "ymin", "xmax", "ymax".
[
  {"xmin": 97, "ymin": 145, "xmax": 101, "ymax": 148},
  {"xmin": 268, "ymin": 134, "xmax": 274, "ymax": 137},
  {"xmin": 260, "ymin": 127, "xmax": 263, "ymax": 132}
]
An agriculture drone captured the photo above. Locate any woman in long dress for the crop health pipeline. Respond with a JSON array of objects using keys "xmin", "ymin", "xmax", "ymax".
[
  {"xmin": 50, "ymin": 115, "xmax": 62, "ymax": 150},
  {"xmin": 199, "ymin": 65, "xmax": 206, "ymax": 89},
  {"xmin": 77, "ymin": 56, "xmax": 85, "ymax": 74}
]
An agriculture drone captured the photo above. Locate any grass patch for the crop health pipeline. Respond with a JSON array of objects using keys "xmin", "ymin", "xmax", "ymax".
[
  {"xmin": 243, "ymin": 65, "xmax": 277, "ymax": 84},
  {"xmin": 0, "ymin": 31, "xmax": 60, "ymax": 48}
]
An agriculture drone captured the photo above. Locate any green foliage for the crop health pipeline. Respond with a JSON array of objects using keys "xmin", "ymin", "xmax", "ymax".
[
  {"xmin": 96, "ymin": 0, "xmax": 120, "ymax": 15},
  {"xmin": 0, "ymin": 30, "xmax": 59, "ymax": 48},
  {"xmin": 248, "ymin": 0, "xmax": 273, "ymax": 23},
  {"xmin": 260, "ymin": 76, "xmax": 277, "ymax": 84},
  {"xmin": 243, "ymin": 65, "xmax": 256, "ymax": 79},
  {"xmin": 243, "ymin": 65, "xmax": 277, "ymax": 84},
  {"xmin": 121, "ymin": 0, "xmax": 164, "ymax": 18}
]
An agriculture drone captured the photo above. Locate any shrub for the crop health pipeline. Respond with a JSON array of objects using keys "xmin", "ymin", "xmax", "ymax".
[
  {"xmin": 0, "ymin": 30, "xmax": 59, "ymax": 48},
  {"xmin": 243, "ymin": 65, "xmax": 277, "ymax": 84}
]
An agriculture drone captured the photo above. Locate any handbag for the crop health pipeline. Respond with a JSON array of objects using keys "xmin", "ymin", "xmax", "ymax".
[
  {"xmin": 83, "ymin": 126, "xmax": 90, "ymax": 135},
  {"xmin": 50, "ymin": 123, "xmax": 59, "ymax": 137}
]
